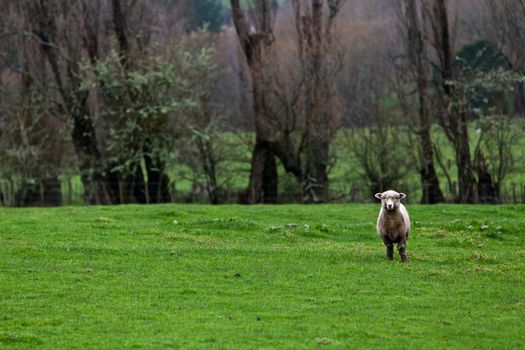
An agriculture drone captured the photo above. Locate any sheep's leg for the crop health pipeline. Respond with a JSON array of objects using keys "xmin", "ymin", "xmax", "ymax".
[
  {"xmin": 398, "ymin": 243, "xmax": 408, "ymax": 263},
  {"xmin": 385, "ymin": 244, "xmax": 394, "ymax": 260},
  {"xmin": 381, "ymin": 236, "xmax": 394, "ymax": 260}
]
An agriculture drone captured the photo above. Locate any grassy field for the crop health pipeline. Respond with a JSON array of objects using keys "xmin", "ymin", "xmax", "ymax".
[{"xmin": 1, "ymin": 204, "xmax": 524, "ymax": 349}]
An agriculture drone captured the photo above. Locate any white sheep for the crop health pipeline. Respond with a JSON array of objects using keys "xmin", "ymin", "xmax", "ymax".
[{"xmin": 374, "ymin": 190, "xmax": 411, "ymax": 262}]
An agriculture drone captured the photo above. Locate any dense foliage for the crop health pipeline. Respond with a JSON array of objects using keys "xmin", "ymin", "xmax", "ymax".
[{"xmin": 0, "ymin": 0, "xmax": 524, "ymax": 206}]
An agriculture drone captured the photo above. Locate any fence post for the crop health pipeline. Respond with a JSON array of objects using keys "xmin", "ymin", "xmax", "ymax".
[
  {"xmin": 9, "ymin": 180, "xmax": 14, "ymax": 206},
  {"xmin": 67, "ymin": 179, "xmax": 72, "ymax": 205},
  {"xmin": 39, "ymin": 182, "xmax": 44, "ymax": 205}
]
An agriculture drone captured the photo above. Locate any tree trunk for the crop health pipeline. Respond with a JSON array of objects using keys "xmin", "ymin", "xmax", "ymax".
[
  {"xmin": 130, "ymin": 167, "xmax": 146, "ymax": 204},
  {"xmin": 303, "ymin": 138, "xmax": 330, "ymax": 203},
  {"xmin": 455, "ymin": 127, "xmax": 477, "ymax": 203},
  {"xmin": 477, "ymin": 151, "xmax": 496, "ymax": 203},
  {"xmin": 71, "ymin": 101, "xmax": 115, "ymax": 205},
  {"xmin": 107, "ymin": 170, "xmax": 123, "ymax": 203},
  {"xmin": 196, "ymin": 138, "xmax": 221, "ymax": 205},
  {"xmin": 231, "ymin": 0, "xmax": 279, "ymax": 204},
  {"xmin": 419, "ymin": 130, "xmax": 445, "ymax": 203},
  {"xmin": 248, "ymin": 140, "xmax": 278, "ymax": 204},
  {"xmin": 249, "ymin": 76, "xmax": 279, "ymax": 204},
  {"xmin": 42, "ymin": 177, "xmax": 62, "ymax": 206},
  {"xmin": 144, "ymin": 154, "xmax": 171, "ymax": 204},
  {"xmin": 515, "ymin": 82, "xmax": 525, "ymax": 116}
]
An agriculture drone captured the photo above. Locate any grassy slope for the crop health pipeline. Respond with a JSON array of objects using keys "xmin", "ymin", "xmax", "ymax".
[{"xmin": 1, "ymin": 204, "xmax": 524, "ymax": 349}]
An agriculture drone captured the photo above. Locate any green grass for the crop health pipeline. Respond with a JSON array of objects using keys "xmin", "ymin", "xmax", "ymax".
[{"xmin": 1, "ymin": 204, "xmax": 524, "ymax": 349}]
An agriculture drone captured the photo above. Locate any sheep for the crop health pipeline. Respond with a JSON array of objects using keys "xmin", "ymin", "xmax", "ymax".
[{"xmin": 374, "ymin": 190, "xmax": 411, "ymax": 262}]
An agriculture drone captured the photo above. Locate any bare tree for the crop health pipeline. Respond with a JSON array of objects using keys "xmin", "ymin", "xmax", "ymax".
[
  {"xmin": 426, "ymin": 0, "xmax": 477, "ymax": 203},
  {"xmin": 397, "ymin": 0, "xmax": 445, "ymax": 203},
  {"xmin": 0, "ymin": 8, "xmax": 69, "ymax": 206},
  {"xmin": 291, "ymin": 0, "xmax": 345, "ymax": 203},
  {"xmin": 21, "ymin": 0, "xmax": 115, "ymax": 204},
  {"xmin": 232, "ymin": 0, "xmax": 346, "ymax": 203},
  {"xmin": 485, "ymin": 0, "xmax": 525, "ymax": 72},
  {"xmin": 485, "ymin": 0, "xmax": 525, "ymax": 114},
  {"xmin": 230, "ymin": 0, "xmax": 279, "ymax": 204}
]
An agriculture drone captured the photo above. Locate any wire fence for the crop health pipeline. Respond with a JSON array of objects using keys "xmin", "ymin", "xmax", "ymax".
[{"xmin": 1, "ymin": 180, "xmax": 525, "ymax": 207}]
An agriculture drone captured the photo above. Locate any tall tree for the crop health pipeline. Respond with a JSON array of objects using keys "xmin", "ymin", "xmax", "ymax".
[
  {"xmin": 230, "ymin": 0, "xmax": 279, "ymax": 203},
  {"xmin": 23, "ymin": 0, "xmax": 115, "ymax": 204},
  {"xmin": 292, "ymin": 0, "xmax": 345, "ymax": 203},
  {"xmin": 427, "ymin": 0, "xmax": 477, "ymax": 203},
  {"xmin": 401, "ymin": 0, "xmax": 444, "ymax": 203},
  {"xmin": 0, "ymin": 31, "xmax": 66, "ymax": 206}
]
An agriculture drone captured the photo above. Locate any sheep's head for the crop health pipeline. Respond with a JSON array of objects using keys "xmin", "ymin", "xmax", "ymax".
[{"xmin": 375, "ymin": 190, "xmax": 406, "ymax": 212}]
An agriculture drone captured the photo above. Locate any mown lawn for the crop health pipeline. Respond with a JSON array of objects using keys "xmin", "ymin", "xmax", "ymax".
[{"xmin": 1, "ymin": 204, "xmax": 524, "ymax": 349}]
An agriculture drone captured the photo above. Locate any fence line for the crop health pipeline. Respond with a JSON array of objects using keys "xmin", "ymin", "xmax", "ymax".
[{"xmin": 1, "ymin": 180, "xmax": 524, "ymax": 207}]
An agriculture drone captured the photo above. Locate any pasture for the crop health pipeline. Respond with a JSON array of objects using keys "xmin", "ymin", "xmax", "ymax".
[{"xmin": 1, "ymin": 204, "xmax": 524, "ymax": 349}]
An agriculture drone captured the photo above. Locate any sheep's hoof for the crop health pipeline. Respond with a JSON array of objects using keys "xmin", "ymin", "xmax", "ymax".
[{"xmin": 399, "ymin": 247, "xmax": 408, "ymax": 262}]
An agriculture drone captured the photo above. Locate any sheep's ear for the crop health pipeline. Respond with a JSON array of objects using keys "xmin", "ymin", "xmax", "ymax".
[
  {"xmin": 400, "ymin": 193, "xmax": 407, "ymax": 200},
  {"xmin": 374, "ymin": 193, "xmax": 382, "ymax": 200}
]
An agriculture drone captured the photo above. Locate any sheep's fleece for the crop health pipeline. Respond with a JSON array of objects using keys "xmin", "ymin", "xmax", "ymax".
[{"xmin": 375, "ymin": 190, "xmax": 411, "ymax": 262}]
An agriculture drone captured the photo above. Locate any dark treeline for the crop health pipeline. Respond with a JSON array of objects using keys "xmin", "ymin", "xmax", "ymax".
[{"xmin": 0, "ymin": 0, "xmax": 524, "ymax": 206}]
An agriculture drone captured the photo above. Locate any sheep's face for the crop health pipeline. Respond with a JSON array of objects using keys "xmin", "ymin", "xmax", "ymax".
[{"xmin": 375, "ymin": 190, "xmax": 406, "ymax": 212}]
